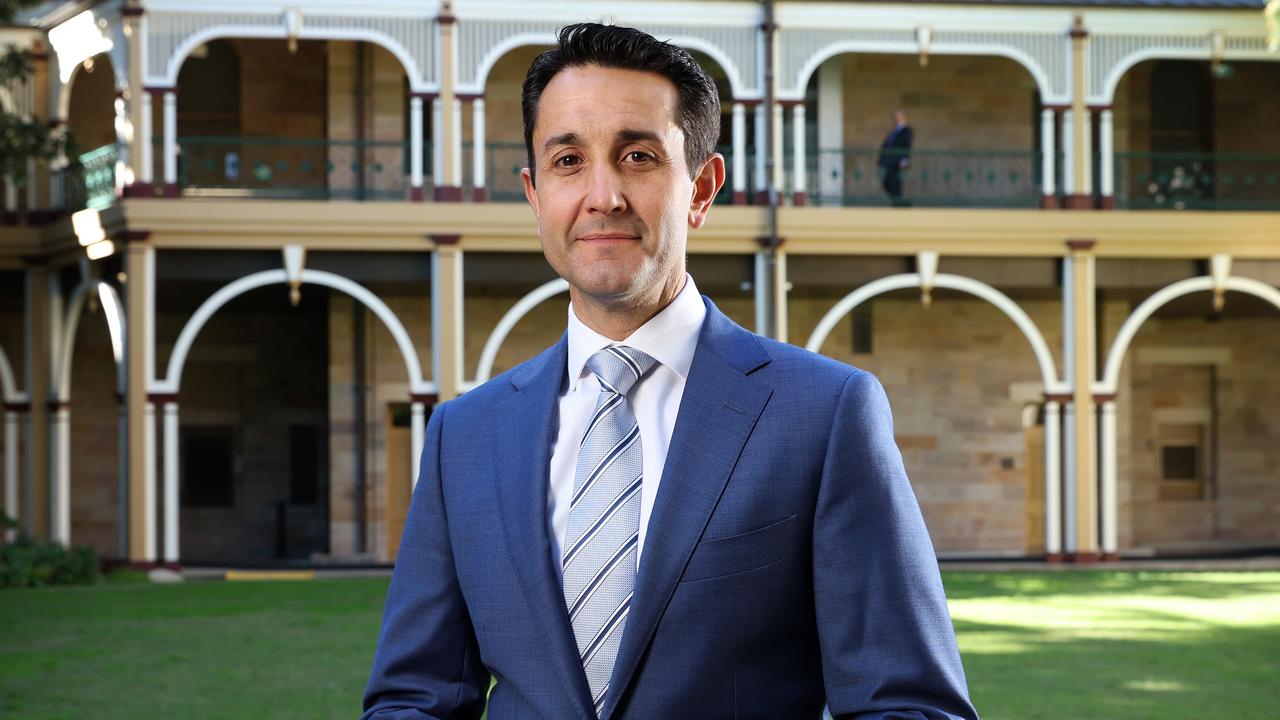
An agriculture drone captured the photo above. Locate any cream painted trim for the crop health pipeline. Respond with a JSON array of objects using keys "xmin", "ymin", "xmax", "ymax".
[
  {"xmin": 0, "ymin": 343, "xmax": 24, "ymax": 403},
  {"xmin": 52, "ymin": 281, "xmax": 128, "ymax": 402},
  {"xmin": 805, "ymin": 272, "xmax": 1065, "ymax": 394},
  {"xmin": 1094, "ymin": 45, "xmax": 1280, "ymax": 106},
  {"xmin": 472, "ymin": 278, "xmax": 569, "ymax": 385},
  {"xmin": 1099, "ymin": 276, "xmax": 1280, "ymax": 394}
]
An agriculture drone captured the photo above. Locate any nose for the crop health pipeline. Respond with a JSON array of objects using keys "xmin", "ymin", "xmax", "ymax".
[{"xmin": 583, "ymin": 162, "xmax": 626, "ymax": 216}]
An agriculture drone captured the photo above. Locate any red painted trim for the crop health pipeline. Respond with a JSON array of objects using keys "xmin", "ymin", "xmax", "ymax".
[
  {"xmin": 437, "ymin": 14, "xmax": 456, "ymax": 26},
  {"xmin": 1043, "ymin": 393, "xmax": 1073, "ymax": 403},
  {"xmin": 1065, "ymin": 238, "xmax": 1096, "ymax": 251},
  {"xmin": 121, "ymin": 229, "xmax": 152, "ymax": 244},
  {"xmin": 147, "ymin": 393, "xmax": 179, "ymax": 404},
  {"xmin": 1040, "ymin": 195, "xmax": 1059, "ymax": 210},
  {"xmin": 122, "ymin": 6, "xmax": 145, "ymax": 17},
  {"xmin": 144, "ymin": 86, "xmax": 179, "ymax": 96},
  {"xmin": 753, "ymin": 190, "xmax": 769, "ymax": 205},
  {"xmin": 455, "ymin": 92, "xmax": 484, "ymax": 102},
  {"xmin": 411, "ymin": 91, "xmax": 439, "ymax": 101},
  {"xmin": 1044, "ymin": 553, "xmax": 1064, "ymax": 564},
  {"xmin": 472, "ymin": 187, "xmax": 488, "ymax": 203},
  {"xmin": 1087, "ymin": 104, "xmax": 1113, "ymax": 113},
  {"xmin": 1093, "ymin": 393, "xmax": 1118, "ymax": 403},
  {"xmin": 732, "ymin": 190, "xmax": 747, "ymax": 205},
  {"xmin": 736, "ymin": 99, "xmax": 762, "ymax": 108},
  {"xmin": 46, "ymin": 401, "xmax": 70, "ymax": 412},
  {"xmin": 163, "ymin": 183, "xmax": 180, "ymax": 198},
  {"xmin": 434, "ymin": 186, "xmax": 463, "ymax": 202},
  {"xmin": 3, "ymin": 402, "xmax": 30, "ymax": 413},
  {"xmin": 410, "ymin": 186, "xmax": 425, "ymax": 202},
  {"xmin": 1063, "ymin": 194, "xmax": 1093, "ymax": 210},
  {"xmin": 1067, "ymin": 551, "xmax": 1101, "ymax": 564},
  {"xmin": 1042, "ymin": 104, "xmax": 1071, "ymax": 112},
  {"xmin": 792, "ymin": 191, "xmax": 807, "ymax": 207},
  {"xmin": 409, "ymin": 393, "xmax": 439, "ymax": 405},
  {"xmin": 431, "ymin": 234, "xmax": 461, "ymax": 246},
  {"xmin": 1099, "ymin": 196, "xmax": 1116, "ymax": 210},
  {"xmin": 755, "ymin": 236, "xmax": 785, "ymax": 250},
  {"xmin": 777, "ymin": 99, "xmax": 805, "ymax": 108},
  {"xmin": 1101, "ymin": 552, "xmax": 1120, "ymax": 562}
]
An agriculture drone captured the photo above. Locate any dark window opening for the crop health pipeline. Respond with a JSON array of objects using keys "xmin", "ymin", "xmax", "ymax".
[{"xmin": 183, "ymin": 427, "xmax": 235, "ymax": 507}]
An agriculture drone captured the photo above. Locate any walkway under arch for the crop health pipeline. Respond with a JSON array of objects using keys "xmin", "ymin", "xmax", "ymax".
[{"xmin": 805, "ymin": 270, "xmax": 1066, "ymax": 557}]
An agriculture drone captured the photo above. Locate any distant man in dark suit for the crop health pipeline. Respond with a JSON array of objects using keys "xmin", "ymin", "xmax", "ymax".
[
  {"xmin": 878, "ymin": 110, "xmax": 914, "ymax": 206},
  {"xmin": 362, "ymin": 24, "xmax": 976, "ymax": 720}
]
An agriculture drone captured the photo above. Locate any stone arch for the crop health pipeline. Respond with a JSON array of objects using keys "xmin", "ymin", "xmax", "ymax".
[
  {"xmin": 52, "ymin": 280, "xmax": 127, "ymax": 402},
  {"xmin": 788, "ymin": 40, "xmax": 1054, "ymax": 103},
  {"xmin": 472, "ymin": 278, "xmax": 569, "ymax": 386},
  {"xmin": 158, "ymin": 269, "xmax": 430, "ymax": 395},
  {"xmin": 1099, "ymin": 275, "xmax": 1280, "ymax": 394},
  {"xmin": 163, "ymin": 26, "xmax": 426, "ymax": 90},
  {"xmin": 805, "ymin": 272, "xmax": 1064, "ymax": 393}
]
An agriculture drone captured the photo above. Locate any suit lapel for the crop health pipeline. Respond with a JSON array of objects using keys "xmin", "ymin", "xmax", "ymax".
[
  {"xmin": 601, "ymin": 301, "xmax": 773, "ymax": 720},
  {"xmin": 492, "ymin": 338, "xmax": 596, "ymax": 720}
]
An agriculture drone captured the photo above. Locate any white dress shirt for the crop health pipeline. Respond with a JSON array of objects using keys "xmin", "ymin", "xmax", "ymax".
[{"xmin": 547, "ymin": 275, "xmax": 707, "ymax": 577}]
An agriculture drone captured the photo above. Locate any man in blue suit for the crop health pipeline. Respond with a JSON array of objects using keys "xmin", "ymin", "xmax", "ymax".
[{"xmin": 363, "ymin": 23, "xmax": 977, "ymax": 720}]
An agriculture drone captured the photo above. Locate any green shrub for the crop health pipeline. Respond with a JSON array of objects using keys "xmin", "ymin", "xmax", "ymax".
[{"xmin": 1, "ymin": 514, "xmax": 100, "ymax": 589}]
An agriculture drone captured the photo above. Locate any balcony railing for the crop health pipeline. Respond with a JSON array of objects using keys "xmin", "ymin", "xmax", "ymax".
[
  {"xmin": 808, "ymin": 148, "xmax": 1043, "ymax": 208},
  {"xmin": 59, "ymin": 143, "xmax": 118, "ymax": 213},
  {"xmin": 176, "ymin": 136, "xmax": 419, "ymax": 201},
  {"xmin": 1112, "ymin": 151, "xmax": 1280, "ymax": 211}
]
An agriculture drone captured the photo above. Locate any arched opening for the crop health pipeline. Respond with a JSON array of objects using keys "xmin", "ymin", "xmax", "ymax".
[
  {"xmin": 1097, "ymin": 263, "xmax": 1280, "ymax": 554},
  {"xmin": 1111, "ymin": 58, "xmax": 1280, "ymax": 210},
  {"xmin": 793, "ymin": 256, "xmax": 1063, "ymax": 555},
  {"xmin": 63, "ymin": 52, "xmax": 117, "ymax": 211},
  {"xmin": 172, "ymin": 38, "xmax": 414, "ymax": 200},
  {"xmin": 800, "ymin": 52, "xmax": 1046, "ymax": 208}
]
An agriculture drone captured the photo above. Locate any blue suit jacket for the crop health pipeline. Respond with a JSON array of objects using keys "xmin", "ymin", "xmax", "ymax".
[{"xmin": 363, "ymin": 298, "xmax": 977, "ymax": 720}]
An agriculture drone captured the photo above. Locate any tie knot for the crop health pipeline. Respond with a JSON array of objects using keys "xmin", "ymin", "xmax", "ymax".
[{"xmin": 586, "ymin": 346, "xmax": 656, "ymax": 396}]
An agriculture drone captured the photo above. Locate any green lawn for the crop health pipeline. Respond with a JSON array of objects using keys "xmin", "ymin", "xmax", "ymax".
[{"xmin": 1, "ymin": 571, "xmax": 1277, "ymax": 719}]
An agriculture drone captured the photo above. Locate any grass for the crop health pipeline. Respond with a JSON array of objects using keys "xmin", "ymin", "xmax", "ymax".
[{"xmin": 1, "ymin": 571, "xmax": 1277, "ymax": 719}]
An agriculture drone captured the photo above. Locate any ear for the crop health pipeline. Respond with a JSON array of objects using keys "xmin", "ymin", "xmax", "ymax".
[
  {"xmin": 521, "ymin": 167, "xmax": 540, "ymax": 218},
  {"xmin": 688, "ymin": 152, "xmax": 725, "ymax": 230}
]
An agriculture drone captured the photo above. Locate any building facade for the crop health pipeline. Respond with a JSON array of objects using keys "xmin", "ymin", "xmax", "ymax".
[{"xmin": 2, "ymin": 0, "xmax": 1279, "ymax": 566}]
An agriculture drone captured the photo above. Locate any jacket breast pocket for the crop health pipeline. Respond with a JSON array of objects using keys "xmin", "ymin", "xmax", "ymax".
[{"xmin": 680, "ymin": 514, "xmax": 797, "ymax": 583}]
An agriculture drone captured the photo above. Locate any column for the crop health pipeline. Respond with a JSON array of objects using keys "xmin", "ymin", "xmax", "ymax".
[
  {"xmin": 1040, "ymin": 108, "xmax": 1057, "ymax": 208},
  {"xmin": 1099, "ymin": 398, "xmax": 1118, "ymax": 559},
  {"xmin": 25, "ymin": 268, "xmax": 50, "ymax": 538},
  {"xmin": 753, "ymin": 249, "xmax": 770, "ymax": 336},
  {"xmin": 162, "ymin": 400, "xmax": 179, "ymax": 564},
  {"xmin": 771, "ymin": 102, "xmax": 784, "ymax": 201},
  {"xmin": 409, "ymin": 400, "xmax": 426, "ymax": 489},
  {"xmin": 731, "ymin": 102, "xmax": 746, "ymax": 204},
  {"xmin": 139, "ymin": 91, "xmax": 154, "ymax": 194},
  {"xmin": 126, "ymin": 243, "xmax": 156, "ymax": 563},
  {"xmin": 5, "ymin": 176, "xmax": 17, "ymax": 215},
  {"xmin": 435, "ymin": 10, "xmax": 462, "ymax": 201},
  {"xmin": 1066, "ymin": 19, "xmax": 1091, "ymax": 209},
  {"xmin": 817, "ymin": 60, "xmax": 844, "ymax": 205},
  {"xmin": 753, "ymin": 103, "xmax": 767, "ymax": 204},
  {"xmin": 432, "ymin": 98, "xmax": 443, "ymax": 190},
  {"xmin": 162, "ymin": 90, "xmax": 178, "ymax": 197},
  {"xmin": 1067, "ymin": 239, "xmax": 1098, "ymax": 560},
  {"xmin": 791, "ymin": 103, "xmax": 807, "ymax": 206},
  {"xmin": 773, "ymin": 248, "xmax": 788, "ymax": 343},
  {"xmin": 431, "ymin": 237, "xmax": 464, "ymax": 400},
  {"xmin": 471, "ymin": 97, "xmax": 487, "ymax": 201},
  {"xmin": 4, "ymin": 405, "xmax": 21, "ymax": 542},
  {"xmin": 1061, "ymin": 110, "xmax": 1075, "ymax": 200},
  {"xmin": 50, "ymin": 402, "xmax": 70, "ymax": 544},
  {"xmin": 1098, "ymin": 108, "xmax": 1115, "ymax": 209},
  {"xmin": 1061, "ymin": 255, "xmax": 1076, "ymax": 555},
  {"xmin": 409, "ymin": 95, "xmax": 425, "ymax": 201},
  {"xmin": 1043, "ymin": 398, "xmax": 1062, "ymax": 560}
]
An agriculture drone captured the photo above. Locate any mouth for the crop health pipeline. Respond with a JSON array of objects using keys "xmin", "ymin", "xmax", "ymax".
[{"xmin": 577, "ymin": 233, "xmax": 640, "ymax": 242}]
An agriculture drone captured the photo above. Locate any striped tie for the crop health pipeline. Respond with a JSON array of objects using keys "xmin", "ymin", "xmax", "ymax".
[{"xmin": 562, "ymin": 345, "xmax": 656, "ymax": 717}]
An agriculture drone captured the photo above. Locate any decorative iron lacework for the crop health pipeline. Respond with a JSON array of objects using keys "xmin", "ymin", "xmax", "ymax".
[
  {"xmin": 455, "ymin": 18, "xmax": 759, "ymax": 97},
  {"xmin": 146, "ymin": 11, "xmax": 435, "ymax": 88}
]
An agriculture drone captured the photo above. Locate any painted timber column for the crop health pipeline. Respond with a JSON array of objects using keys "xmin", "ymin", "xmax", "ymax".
[
  {"xmin": 126, "ymin": 240, "xmax": 156, "ymax": 562},
  {"xmin": 791, "ymin": 103, "xmax": 807, "ymax": 205},
  {"xmin": 1067, "ymin": 239, "xmax": 1098, "ymax": 560},
  {"xmin": 1040, "ymin": 108, "xmax": 1057, "ymax": 208},
  {"xmin": 162, "ymin": 399, "xmax": 179, "ymax": 564},
  {"xmin": 432, "ymin": 98, "xmax": 443, "ymax": 186},
  {"xmin": 25, "ymin": 267, "xmax": 51, "ymax": 538},
  {"xmin": 409, "ymin": 399, "xmax": 428, "ymax": 489},
  {"xmin": 1098, "ymin": 397, "xmax": 1118, "ymax": 559},
  {"xmin": 471, "ymin": 97, "xmax": 487, "ymax": 201},
  {"xmin": 1097, "ymin": 107, "xmax": 1115, "ymax": 209},
  {"xmin": 162, "ymin": 89, "xmax": 178, "ymax": 197},
  {"xmin": 1043, "ymin": 397, "xmax": 1063, "ymax": 560},
  {"xmin": 123, "ymin": 4, "xmax": 146, "ymax": 195},
  {"xmin": 4, "ymin": 403, "xmax": 24, "ymax": 542},
  {"xmin": 116, "ymin": 399, "xmax": 127, "ymax": 557},
  {"xmin": 754, "ymin": 237, "xmax": 788, "ymax": 342},
  {"xmin": 771, "ymin": 102, "xmax": 785, "ymax": 202},
  {"xmin": 731, "ymin": 101, "xmax": 747, "ymax": 204},
  {"xmin": 434, "ymin": 4, "xmax": 462, "ymax": 201},
  {"xmin": 431, "ymin": 235, "xmax": 464, "ymax": 401},
  {"xmin": 1065, "ymin": 17, "xmax": 1092, "ymax": 209},
  {"xmin": 409, "ymin": 94, "xmax": 425, "ymax": 201},
  {"xmin": 50, "ymin": 401, "xmax": 70, "ymax": 544},
  {"xmin": 753, "ymin": 102, "xmax": 767, "ymax": 204}
]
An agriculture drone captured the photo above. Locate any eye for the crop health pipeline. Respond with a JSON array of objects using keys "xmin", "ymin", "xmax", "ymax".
[
  {"xmin": 553, "ymin": 154, "xmax": 582, "ymax": 169},
  {"xmin": 623, "ymin": 151, "xmax": 655, "ymax": 164}
]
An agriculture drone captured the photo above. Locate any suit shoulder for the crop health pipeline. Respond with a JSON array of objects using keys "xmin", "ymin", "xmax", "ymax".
[
  {"xmin": 753, "ymin": 335, "xmax": 876, "ymax": 391},
  {"xmin": 442, "ymin": 344, "xmax": 557, "ymax": 420}
]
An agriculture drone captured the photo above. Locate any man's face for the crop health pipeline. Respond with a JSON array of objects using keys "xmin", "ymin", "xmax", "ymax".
[{"xmin": 522, "ymin": 65, "xmax": 721, "ymax": 311}]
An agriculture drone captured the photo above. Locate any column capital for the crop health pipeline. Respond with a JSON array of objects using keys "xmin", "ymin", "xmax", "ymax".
[
  {"xmin": 1065, "ymin": 238, "xmax": 1096, "ymax": 252},
  {"xmin": 431, "ymin": 234, "xmax": 461, "ymax": 246},
  {"xmin": 146, "ymin": 392, "xmax": 179, "ymax": 404},
  {"xmin": 409, "ymin": 393, "xmax": 439, "ymax": 405},
  {"xmin": 755, "ymin": 236, "xmax": 785, "ymax": 250},
  {"xmin": 1094, "ymin": 393, "xmax": 1118, "ymax": 403},
  {"xmin": 455, "ymin": 92, "xmax": 483, "ymax": 102},
  {"xmin": 1043, "ymin": 393, "xmax": 1073, "ymax": 404}
]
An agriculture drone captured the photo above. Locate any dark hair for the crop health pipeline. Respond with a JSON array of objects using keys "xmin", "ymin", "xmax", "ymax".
[{"xmin": 521, "ymin": 23, "xmax": 721, "ymax": 183}]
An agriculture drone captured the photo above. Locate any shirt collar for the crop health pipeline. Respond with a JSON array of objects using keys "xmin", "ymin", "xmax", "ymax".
[{"xmin": 565, "ymin": 274, "xmax": 706, "ymax": 392}]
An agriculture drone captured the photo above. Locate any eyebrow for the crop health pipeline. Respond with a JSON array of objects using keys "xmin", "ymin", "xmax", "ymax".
[{"xmin": 541, "ymin": 128, "xmax": 664, "ymax": 152}]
